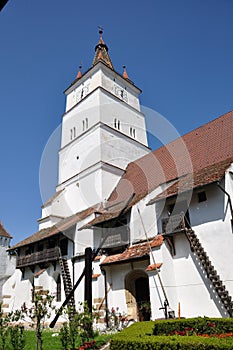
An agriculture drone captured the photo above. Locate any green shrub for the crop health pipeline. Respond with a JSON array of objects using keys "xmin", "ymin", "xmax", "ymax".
[
  {"xmin": 110, "ymin": 320, "xmax": 233, "ymax": 350},
  {"xmin": 153, "ymin": 317, "xmax": 233, "ymax": 335},
  {"xmin": 111, "ymin": 335, "xmax": 233, "ymax": 350}
]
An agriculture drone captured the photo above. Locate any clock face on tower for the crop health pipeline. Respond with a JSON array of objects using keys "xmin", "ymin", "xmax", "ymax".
[{"xmin": 114, "ymin": 85, "xmax": 128, "ymax": 102}]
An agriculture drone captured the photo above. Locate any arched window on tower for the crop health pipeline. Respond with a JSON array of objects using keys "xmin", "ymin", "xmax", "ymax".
[
  {"xmin": 86, "ymin": 118, "xmax": 88, "ymax": 129},
  {"xmin": 70, "ymin": 129, "xmax": 73, "ymax": 140},
  {"xmin": 130, "ymin": 127, "xmax": 136, "ymax": 138},
  {"xmin": 56, "ymin": 274, "xmax": 61, "ymax": 302},
  {"xmin": 82, "ymin": 120, "xmax": 85, "ymax": 132},
  {"xmin": 73, "ymin": 127, "xmax": 76, "ymax": 138},
  {"xmin": 114, "ymin": 118, "xmax": 120, "ymax": 130}
]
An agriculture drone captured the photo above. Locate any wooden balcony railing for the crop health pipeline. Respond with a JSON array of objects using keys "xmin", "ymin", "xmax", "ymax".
[
  {"xmin": 16, "ymin": 247, "xmax": 60, "ymax": 268},
  {"xmin": 162, "ymin": 213, "xmax": 190, "ymax": 235}
]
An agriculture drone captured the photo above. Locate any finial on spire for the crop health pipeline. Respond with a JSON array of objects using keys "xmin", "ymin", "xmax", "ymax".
[
  {"xmin": 76, "ymin": 63, "xmax": 82, "ymax": 79},
  {"xmin": 98, "ymin": 26, "xmax": 104, "ymax": 45},
  {"xmin": 98, "ymin": 26, "xmax": 103, "ymax": 36},
  {"xmin": 122, "ymin": 65, "xmax": 129, "ymax": 80}
]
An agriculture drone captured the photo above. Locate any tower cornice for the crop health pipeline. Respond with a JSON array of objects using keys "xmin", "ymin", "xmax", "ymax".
[{"xmin": 64, "ymin": 60, "xmax": 141, "ymax": 95}]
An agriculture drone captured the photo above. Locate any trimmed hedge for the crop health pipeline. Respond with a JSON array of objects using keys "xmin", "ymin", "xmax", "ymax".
[
  {"xmin": 153, "ymin": 317, "xmax": 233, "ymax": 335},
  {"xmin": 110, "ymin": 320, "xmax": 233, "ymax": 350}
]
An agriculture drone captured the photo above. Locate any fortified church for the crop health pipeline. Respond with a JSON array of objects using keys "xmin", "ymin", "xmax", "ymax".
[{"xmin": 2, "ymin": 30, "xmax": 233, "ymax": 323}]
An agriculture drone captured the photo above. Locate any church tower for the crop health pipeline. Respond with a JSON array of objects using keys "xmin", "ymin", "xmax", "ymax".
[
  {"xmin": 0, "ymin": 222, "xmax": 14, "ymax": 302},
  {"xmin": 39, "ymin": 30, "xmax": 149, "ymax": 228}
]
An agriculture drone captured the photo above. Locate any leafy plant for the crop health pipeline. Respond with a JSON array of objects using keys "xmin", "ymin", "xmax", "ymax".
[
  {"xmin": 9, "ymin": 324, "xmax": 25, "ymax": 350},
  {"xmin": 59, "ymin": 322, "xmax": 70, "ymax": 350},
  {"xmin": 59, "ymin": 302, "xmax": 97, "ymax": 349},
  {"xmin": 0, "ymin": 303, "xmax": 9, "ymax": 350},
  {"xmin": 21, "ymin": 290, "xmax": 55, "ymax": 350}
]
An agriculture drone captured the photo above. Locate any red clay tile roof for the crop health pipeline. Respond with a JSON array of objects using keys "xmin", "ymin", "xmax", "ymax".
[
  {"xmin": 148, "ymin": 158, "xmax": 233, "ymax": 203},
  {"xmin": 82, "ymin": 211, "xmax": 121, "ymax": 229},
  {"xmin": 100, "ymin": 235, "xmax": 163, "ymax": 266},
  {"xmin": 9, "ymin": 206, "xmax": 99, "ymax": 250},
  {"xmin": 146, "ymin": 263, "xmax": 163, "ymax": 271},
  {"xmin": 103, "ymin": 110, "xmax": 233, "ymax": 212},
  {"xmin": 92, "ymin": 274, "xmax": 101, "ymax": 279},
  {"xmin": 0, "ymin": 221, "xmax": 12, "ymax": 238},
  {"xmin": 41, "ymin": 189, "xmax": 64, "ymax": 208}
]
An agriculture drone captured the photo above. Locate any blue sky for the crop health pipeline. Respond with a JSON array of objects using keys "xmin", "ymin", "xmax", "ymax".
[{"xmin": 1, "ymin": 0, "xmax": 233, "ymax": 244}]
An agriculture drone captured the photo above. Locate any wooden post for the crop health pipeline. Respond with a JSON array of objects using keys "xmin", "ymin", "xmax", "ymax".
[
  {"xmin": 178, "ymin": 302, "xmax": 181, "ymax": 319},
  {"xmin": 84, "ymin": 247, "xmax": 92, "ymax": 313}
]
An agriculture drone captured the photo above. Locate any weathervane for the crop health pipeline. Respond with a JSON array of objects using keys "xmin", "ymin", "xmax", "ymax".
[{"xmin": 98, "ymin": 25, "xmax": 103, "ymax": 37}]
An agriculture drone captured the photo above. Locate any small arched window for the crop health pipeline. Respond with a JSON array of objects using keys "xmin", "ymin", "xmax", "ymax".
[{"xmin": 85, "ymin": 118, "xmax": 88, "ymax": 129}]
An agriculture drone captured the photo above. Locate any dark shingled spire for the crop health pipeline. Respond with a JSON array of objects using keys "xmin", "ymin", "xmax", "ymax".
[{"xmin": 92, "ymin": 27, "xmax": 114, "ymax": 70}]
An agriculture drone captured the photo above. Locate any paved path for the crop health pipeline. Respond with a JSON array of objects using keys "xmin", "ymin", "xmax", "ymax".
[{"xmin": 100, "ymin": 342, "xmax": 110, "ymax": 350}]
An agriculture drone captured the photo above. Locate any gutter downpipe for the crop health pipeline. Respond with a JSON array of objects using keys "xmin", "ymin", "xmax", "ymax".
[
  {"xmin": 217, "ymin": 181, "xmax": 233, "ymax": 231},
  {"xmin": 101, "ymin": 267, "xmax": 109, "ymax": 328},
  {"xmin": 72, "ymin": 239, "xmax": 75, "ymax": 288}
]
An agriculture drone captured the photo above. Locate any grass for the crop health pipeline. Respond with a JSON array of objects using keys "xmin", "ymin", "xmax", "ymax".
[{"xmin": 1, "ymin": 329, "xmax": 112, "ymax": 350}]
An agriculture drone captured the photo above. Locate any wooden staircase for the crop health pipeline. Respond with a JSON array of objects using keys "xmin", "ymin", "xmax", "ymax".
[
  {"xmin": 186, "ymin": 229, "xmax": 233, "ymax": 317},
  {"xmin": 58, "ymin": 256, "xmax": 76, "ymax": 311}
]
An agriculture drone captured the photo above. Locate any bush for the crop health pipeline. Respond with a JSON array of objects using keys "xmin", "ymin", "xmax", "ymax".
[
  {"xmin": 153, "ymin": 317, "xmax": 233, "ymax": 336},
  {"xmin": 110, "ymin": 320, "xmax": 233, "ymax": 350}
]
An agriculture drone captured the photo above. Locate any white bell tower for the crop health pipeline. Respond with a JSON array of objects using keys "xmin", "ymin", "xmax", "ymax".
[{"xmin": 39, "ymin": 30, "xmax": 149, "ymax": 228}]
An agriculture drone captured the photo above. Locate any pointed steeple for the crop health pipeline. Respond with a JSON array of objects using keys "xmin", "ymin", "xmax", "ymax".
[
  {"xmin": 76, "ymin": 64, "xmax": 82, "ymax": 79},
  {"xmin": 122, "ymin": 65, "xmax": 129, "ymax": 80},
  {"xmin": 92, "ymin": 27, "xmax": 114, "ymax": 70}
]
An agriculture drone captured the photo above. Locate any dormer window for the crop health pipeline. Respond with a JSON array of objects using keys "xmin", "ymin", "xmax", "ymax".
[{"xmin": 198, "ymin": 191, "xmax": 207, "ymax": 203}]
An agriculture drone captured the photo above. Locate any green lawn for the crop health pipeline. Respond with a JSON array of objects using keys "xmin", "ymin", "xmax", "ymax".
[{"xmin": 1, "ymin": 330, "xmax": 112, "ymax": 350}]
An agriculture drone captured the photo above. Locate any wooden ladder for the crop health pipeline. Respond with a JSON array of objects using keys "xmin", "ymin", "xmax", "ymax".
[
  {"xmin": 186, "ymin": 229, "xmax": 233, "ymax": 316},
  {"xmin": 58, "ymin": 256, "xmax": 76, "ymax": 312}
]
